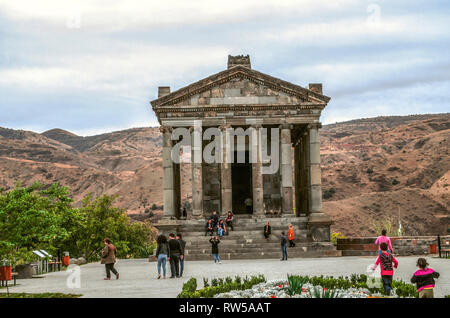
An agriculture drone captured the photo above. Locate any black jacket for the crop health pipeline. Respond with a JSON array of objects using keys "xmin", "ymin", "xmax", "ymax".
[
  {"xmin": 155, "ymin": 242, "xmax": 168, "ymax": 257},
  {"xmin": 178, "ymin": 239, "xmax": 186, "ymax": 256},
  {"xmin": 264, "ymin": 225, "xmax": 271, "ymax": 234},
  {"xmin": 281, "ymin": 235, "xmax": 288, "ymax": 246},
  {"xmin": 168, "ymin": 239, "xmax": 182, "ymax": 256},
  {"xmin": 209, "ymin": 238, "xmax": 220, "ymax": 254}
]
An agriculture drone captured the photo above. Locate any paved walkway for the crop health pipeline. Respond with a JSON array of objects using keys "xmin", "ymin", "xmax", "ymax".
[{"xmin": 5, "ymin": 256, "xmax": 450, "ymax": 298}]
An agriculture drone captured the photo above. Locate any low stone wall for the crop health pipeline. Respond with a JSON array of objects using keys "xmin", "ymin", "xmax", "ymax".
[{"xmin": 337, "ymin": 235, "xmax": 450, "ymax": 256}]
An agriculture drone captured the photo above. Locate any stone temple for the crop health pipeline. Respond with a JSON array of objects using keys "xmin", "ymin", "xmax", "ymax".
[{"xmin": 150, "ymin": 55, "xmax": 340, "ymax": 259}]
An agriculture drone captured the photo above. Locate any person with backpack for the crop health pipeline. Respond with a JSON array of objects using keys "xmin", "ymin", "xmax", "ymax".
[
  {"xmin": 280, "ymin": 232, "xmax": 288, "ymax": 261},
  {"xmin": 209, "ymin": 236, "xmax": 221, "ymax": 264},
  {"xmin": 101, "ymin": 238, "xmax": 119, "ymax": 280},
  {"xmin": 372, "ymin": 242, "xmax": 399, "ymax": 295},
  {"xmin": 168, "ymin": 233, "xmax": 182, "ymax": 278},
  {"xmin": 155, "ymin": 234, "xmax": 169, "ymax": 279},
  {"xmin": 375, "ymin": 229, "xmax": 394, "ymax": 254},
  {"xmin": 176, "ymin": 233, "xmax": 186, "ymax": 277},
  {"xmin": 411, "ymin": 258, "xmax": 440, "ymax": 298}
]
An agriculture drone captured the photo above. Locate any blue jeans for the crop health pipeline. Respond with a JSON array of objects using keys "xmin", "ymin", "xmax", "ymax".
[
  {"xmin": 213, "ymin": 253, "xmax": 221, "ymax": 263},
  {"xmin": 381, "ymin": 275, "xmax": 393, "ymax": 296},
  {"xmin": 218, "ymin": 228, "xmax": 224, "ymax": 237},
  {"xmin": 180, "ymin": 257, "xmax": 184, "ymax": 276},
  {"xmin": 157, "ymin": 254, "xmax": 168, "ymax": 277},
  {"xmin": 281, "ymin": 245, "xmax": 288, "ymax": 260}
]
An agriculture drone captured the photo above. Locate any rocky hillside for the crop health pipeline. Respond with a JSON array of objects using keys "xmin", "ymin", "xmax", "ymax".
[{"xmin": 0, "ymin": 114, "xmax": 448, "ymax": 236}]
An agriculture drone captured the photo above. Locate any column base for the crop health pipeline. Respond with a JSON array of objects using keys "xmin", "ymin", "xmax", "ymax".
[
  {"xmin": 308, "ymin": 212, "xmax": 332, "ymax": 242},
  {"xmin": 154, "ymin": 217, "xmax": 183, "ymax": 236}
]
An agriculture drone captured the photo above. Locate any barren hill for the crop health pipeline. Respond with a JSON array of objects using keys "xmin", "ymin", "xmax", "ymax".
[{"xmin": 0, "ymin": 114, "xmax": 448, "ymax": 236}]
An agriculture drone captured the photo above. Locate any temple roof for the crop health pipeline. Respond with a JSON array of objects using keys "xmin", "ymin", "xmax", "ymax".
[{"xmin": 151, "ymin": 60, "xmax": 330, "ymax": 109}]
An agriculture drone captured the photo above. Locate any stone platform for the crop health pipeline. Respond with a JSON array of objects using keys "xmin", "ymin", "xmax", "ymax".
[{"xmin": 155, "ymin": 215, "xmax": 340, "ymax": 261}]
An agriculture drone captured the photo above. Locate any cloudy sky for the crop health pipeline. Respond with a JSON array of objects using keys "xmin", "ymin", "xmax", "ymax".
[{"xmin": 0, "ymin": 0, "xmax": 449, "ymax": 136}]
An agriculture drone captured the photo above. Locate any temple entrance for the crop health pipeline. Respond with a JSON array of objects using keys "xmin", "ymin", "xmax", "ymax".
[{"xmin": 231, "ymin": 162, "xmax": 253, "ymax": 214}]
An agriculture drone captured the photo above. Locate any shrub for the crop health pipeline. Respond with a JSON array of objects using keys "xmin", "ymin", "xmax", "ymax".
[
  {"xmin": 330, "ymin": 232, "xmax": 347, "ymax": 246},
  {"xmin": 366, "ymin": 168, "xmax": 374, "ymax": 174},
  {"xmin": 308, "ymin": 286, "xmax": 341, "ymax": 298},
  {"xmin": 392, "ymin": 179, "xmax": 400, "ymax": 185},
  {"xmin": 182, "ymin": 278, "xmax": 197, "ymax": 294},
  {"xmin": 286, "ymin": 275, "xmax": 308, "ymax": 296},
  {"xmin": 323, "ymin": 188, "xmax": 336, "ymax": 199},
  {"xmin": 177, "ymin": 275, "xmax": 266, "ymax": 298}
]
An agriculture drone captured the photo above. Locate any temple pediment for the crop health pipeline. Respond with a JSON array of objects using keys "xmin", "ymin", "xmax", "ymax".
[{"xmin": 151, "ymin": 65, "xmax": 330, "ymax": 109}]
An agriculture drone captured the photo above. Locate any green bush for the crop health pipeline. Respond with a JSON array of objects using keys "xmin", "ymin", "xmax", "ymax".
[
  {"xmin": 308, "ymin": 286, "xmax": 341, "ymax": 298},
  {"xmin": 177, "ymin": 275, "xmax": 266, "ymax": 298},
  {"xmin": 366, "ymin": 168, "xmax": 374, "ymax": 174},
  {"xmin": 392, "ymin": 179, "xmax": 400, "ymax": 185},
  {"xmin": 323, "ymin": 188, "xmax": 336, "ymax": 199},
  {"xmin": 286, "ymin": 275, "xmax": 308, "ymax": 296},
  {"xmin": 330, "ymin": 232, "xmax": 347, "ymax": 246}
]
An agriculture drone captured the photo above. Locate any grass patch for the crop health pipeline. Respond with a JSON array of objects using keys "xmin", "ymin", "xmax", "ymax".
[{"xmin": 0, "ymin": 292, "xmax": 82, "ymax": 298}]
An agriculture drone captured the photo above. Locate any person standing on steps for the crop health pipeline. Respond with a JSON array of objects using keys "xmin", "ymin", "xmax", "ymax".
[
  {"xmin": 280, "ymin": 232, "xmax": 288, "ymax": 261},
  {"xmin": 101, "ymin": 238, "xmax": 119, "ymax": 280},
  {"xmin": 176, "ymin": 233, "xmax": 186, "ymax": 277},
  {"xmin": 209, "ymin": 236, "xmax": 221, "ymax": 264},
  {"xmin": 244, "ymin": 197, "xmax": 253, "ymax": 214},
  {"xmin": 263, "ymin": 221, "xmax": 271, "ymax": 240},
  {"xmin": 155, "ymin": 234, "xmax": 168, "ymax": 279},
  {"xmin": 168, "ymin": 233, "xmax": 182, "ymax": 278},
  {"xmin": 225, "ymin": 211, "xmax": 234, "ymax": 231},
  {"xmin": 375, "ymin": 229, "xmax": 393, "ymax": 255},
  {"xmin": 288, "ymin": 224, "xmax": 295, "ymax": 247}
]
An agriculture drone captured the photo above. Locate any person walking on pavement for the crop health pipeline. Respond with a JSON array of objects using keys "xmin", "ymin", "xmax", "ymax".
[
  {"xmin": 168, "ymin": 233, "xmax": 182, "ymax": 278},
  {"xmin": 280, "ymin": 232, "xmax": 288, "ymax": 261},
  {"xmin": 176, "ymin": 233, "xmax": 186, "ymax": 277},
  {"xmin": 101, "ymin": 238, "xmax": 119, "ymax": 280}
]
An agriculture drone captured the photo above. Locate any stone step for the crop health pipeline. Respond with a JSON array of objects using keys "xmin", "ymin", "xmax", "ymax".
[
  {"xmin": 185, "ymin": 245, "xmax": 337, "ymax": 255},
  {"xmin": 182, "ymin": 230, "xmax": 308, "ymax": 238},
  {"xmin": 184, "ymin": 250, "xmax": 342, "ymax": 261},
  {"xmin": 184, "ymin": 241, "xmax": 330, "ymax": 249}
]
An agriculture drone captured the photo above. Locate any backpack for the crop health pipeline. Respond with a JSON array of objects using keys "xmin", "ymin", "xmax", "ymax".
[{"xmin": 380, "ymin": 253, "xmax": 393, "ymax": 271}]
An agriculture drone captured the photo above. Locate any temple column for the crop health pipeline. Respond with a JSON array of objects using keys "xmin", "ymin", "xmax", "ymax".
[
  {"xmin": 161, "ymin": 126, "xmax": 176, "ymax": 218},
  {"xmin": 220, "ymin": 124, "xmax": 232, "ymax": 216},
  {"xmin": 251, "ymin": 125, "xmax": 264, "ymax": 215},
  {"xmin": 307, "ymin": 123, "xmax": 331, "ymax": 241},
  {"xmin": 280, "ymin": 124, "xmax": 293, "ymax": 215},
  {"xmin": 190, "ymin": 126, "xmax": 203, "ymax": 218}
]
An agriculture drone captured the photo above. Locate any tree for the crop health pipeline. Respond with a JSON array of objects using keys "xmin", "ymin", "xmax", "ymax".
[
  {"xmin": 69, "ymin": 194, "xmax": 155, "ymax": 261},
  {"xmin": 0, "ymin": 182, "xmax": 80, "ymax": 265}
]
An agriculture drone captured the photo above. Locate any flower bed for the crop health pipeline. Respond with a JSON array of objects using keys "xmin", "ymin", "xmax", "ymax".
[{"xmin": 214, "ymin": 274, "xmax": 418, "ymax": 298}]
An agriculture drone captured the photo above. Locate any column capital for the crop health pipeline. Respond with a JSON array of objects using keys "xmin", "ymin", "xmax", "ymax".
[
  {"xmin": 189, "ymin": 126, "xmax": 202, "ymax": 133},
  {"xmin": 160, "ymin": 125, "xmax": 173, "ymax": 134},
  {"xmin": 307, "ymin": 123, "xmax": 322, "ymax": 130},
  {"xmin": 250, "ymin": 124, "xmax": 262, "ymax": 129},
  {"xmin": 279, "ymin": 123, "xmax": 293, "ymax": 130},
  {"xmin": 219, "ymin": 124, "xmax": 232, "ymax": 131}
]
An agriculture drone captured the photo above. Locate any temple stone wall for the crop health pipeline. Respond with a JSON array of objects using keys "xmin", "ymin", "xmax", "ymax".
[{"xmin": 202, "ymin": 163, "xmax": 221, "ymax": 215}]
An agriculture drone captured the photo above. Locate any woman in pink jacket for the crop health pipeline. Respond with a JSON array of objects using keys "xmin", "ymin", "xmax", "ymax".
[{"xmin": 375, "ymin": 229, "xmax": 393, "ymax": 255}]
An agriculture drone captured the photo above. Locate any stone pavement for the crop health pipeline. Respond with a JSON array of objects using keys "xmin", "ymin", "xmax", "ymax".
[{"xmin": 5, "ymin": 256, "xmax": 450, "ymax": 298}]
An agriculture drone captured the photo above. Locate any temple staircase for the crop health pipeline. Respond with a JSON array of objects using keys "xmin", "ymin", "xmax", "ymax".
[{"xmin": 175, "ymin": 215, "xmax": 341, "ymax": 261}]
